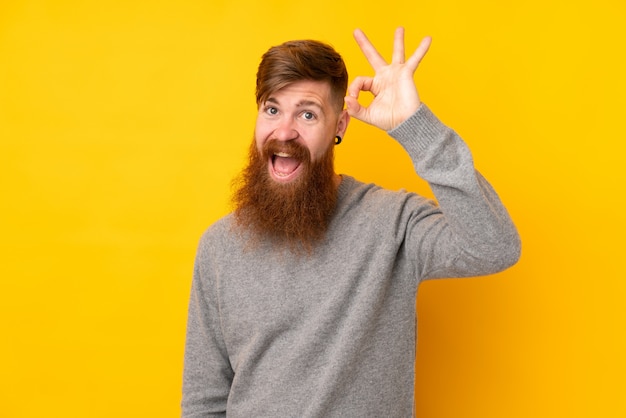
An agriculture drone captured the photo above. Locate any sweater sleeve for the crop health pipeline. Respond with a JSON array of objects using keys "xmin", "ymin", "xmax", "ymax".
[
  {"xmin": 388, "ymin": 104, "xmax": 521, "ymax": 280},
  {"xmin": 182, "ymin": 231, "xmax": 233, "ymax": 417}
]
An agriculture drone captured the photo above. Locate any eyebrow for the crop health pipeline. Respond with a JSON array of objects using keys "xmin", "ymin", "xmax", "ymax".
[{"xmin": 266, "ymin": 97, "xmax": 325, "ymax": 115}]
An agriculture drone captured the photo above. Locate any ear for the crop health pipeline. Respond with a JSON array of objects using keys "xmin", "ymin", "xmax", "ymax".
[{"xmin": 336, "ymin": 109, "xmax": 350, "ymax": 138}]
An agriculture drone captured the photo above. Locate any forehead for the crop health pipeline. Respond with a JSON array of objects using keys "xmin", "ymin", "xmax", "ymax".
[{"xmin": 264, "ymin": 80, "xmax": 333, "ymax": 106}]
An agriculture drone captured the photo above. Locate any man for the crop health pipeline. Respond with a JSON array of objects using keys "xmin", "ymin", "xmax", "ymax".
[{"xmin": 182, "ymin": 28, "xmax": 520, "ymax": 417}]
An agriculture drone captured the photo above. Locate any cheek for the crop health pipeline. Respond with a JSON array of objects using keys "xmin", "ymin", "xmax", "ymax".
[
  {"xmin": 254, "ymin": 132, "xmax": 263, "ymax": 152},
  {"xmin": 315, "ymin": 126, "xmax": 337, "ymax": 158},
  {"xmin": 254, "ymin": 121, "xmax": 269, "ymax": 150},
  {"xmin": 309, "ymin": 138, "xmax": 333, "ymax": 162}
]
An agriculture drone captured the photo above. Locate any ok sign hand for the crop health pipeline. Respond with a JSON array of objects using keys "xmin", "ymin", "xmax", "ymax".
[{"xmin": 345, "ymin": 27, "xmax": 432, "ymax": 131}]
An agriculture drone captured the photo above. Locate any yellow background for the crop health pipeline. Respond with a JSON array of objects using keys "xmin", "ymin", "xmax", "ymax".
[{"xmin": 1, "ymin": 0, "xmax": 624, "ymax": 416}]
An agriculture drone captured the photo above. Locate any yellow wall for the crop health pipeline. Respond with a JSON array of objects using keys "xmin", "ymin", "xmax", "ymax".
[{"xmin": 1, "ymin": 0, "xmax": 624, "ymax": 416}]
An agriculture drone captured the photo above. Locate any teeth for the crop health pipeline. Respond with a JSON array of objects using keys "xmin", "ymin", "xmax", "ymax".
[{"xmin": 274, "ymin": 152, "xmax": 291, "ymax": 157}]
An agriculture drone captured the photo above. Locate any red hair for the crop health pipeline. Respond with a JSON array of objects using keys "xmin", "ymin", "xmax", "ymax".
[{"xmin": 255, "ymin": 40, "xmax": 348, "ymax": 112}]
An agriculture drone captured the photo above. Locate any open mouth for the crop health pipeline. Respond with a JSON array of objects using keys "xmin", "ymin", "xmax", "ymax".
[{"xmin": 270, "ymin": 151, "xmax": 302, "ymax": 182}]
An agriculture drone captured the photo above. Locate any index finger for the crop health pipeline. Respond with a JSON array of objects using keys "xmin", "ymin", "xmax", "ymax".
[{"xmin": 353, "ymin": 28, "xmax": 388, "ymax": 71}]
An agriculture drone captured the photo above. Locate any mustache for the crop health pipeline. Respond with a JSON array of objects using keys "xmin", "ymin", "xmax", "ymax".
[{"xmin": 262, "ymin": 139, "xmax": 311, "ymax": 162}]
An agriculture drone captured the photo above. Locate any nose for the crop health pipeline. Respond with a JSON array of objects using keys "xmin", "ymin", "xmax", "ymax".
[{"xmin": 273, "ymin": 117, "xmax": 298, "ymax": 142}]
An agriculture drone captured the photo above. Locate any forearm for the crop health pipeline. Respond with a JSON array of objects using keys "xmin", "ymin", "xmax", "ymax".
[{"xmin": 389, "ymin": 104, "xmax": 521, "ymax": 277}]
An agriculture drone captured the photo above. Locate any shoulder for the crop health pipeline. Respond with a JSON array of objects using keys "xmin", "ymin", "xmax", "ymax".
[
  {"xmin": 196, "ymin": 213, "xmax": 238, "ymax": 256},
  {"xmin": 337, "ymin": 175, "xmax": 434, "ymax": 217}
]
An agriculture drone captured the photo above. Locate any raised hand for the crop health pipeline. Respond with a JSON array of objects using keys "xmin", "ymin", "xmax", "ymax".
[{"xmin": 345, "ymin": 27, "xmax": 431, "ymax": 131}]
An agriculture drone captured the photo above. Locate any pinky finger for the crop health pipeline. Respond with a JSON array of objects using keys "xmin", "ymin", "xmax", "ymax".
[{"xmin": 406, "ymin": 36, "xmax": 432, "ymax": 70}]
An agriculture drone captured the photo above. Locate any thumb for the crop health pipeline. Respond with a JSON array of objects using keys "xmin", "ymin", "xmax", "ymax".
[{"xmin": 345, "ymin": 95, "xmax": 367, "ymax": 122}]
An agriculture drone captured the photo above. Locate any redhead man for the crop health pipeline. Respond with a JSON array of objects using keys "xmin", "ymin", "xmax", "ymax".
[{"xmin": 182, "ymin": 28, "xmax": 520, "ymax": 417}]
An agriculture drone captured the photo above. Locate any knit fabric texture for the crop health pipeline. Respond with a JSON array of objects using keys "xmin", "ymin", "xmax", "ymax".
[{"xmin": 182, "ymin": 104, "xmax": 521, "ymax": 417}]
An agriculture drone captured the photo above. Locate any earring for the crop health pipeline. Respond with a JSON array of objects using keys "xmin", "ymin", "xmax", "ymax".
[{"xmin": 334, "ymin": 135, "xmax": 342, "ymax": 145}]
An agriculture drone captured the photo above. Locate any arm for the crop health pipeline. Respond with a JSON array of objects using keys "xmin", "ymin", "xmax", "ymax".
[
  {"xmin": 346, "ymin": 28, "xmax": 520, "ymax": 278},
  {"xmin": 390, "ymin": 104, "xmax": 520, "ymax": 278},
  {"xmin": 182, "ymin": 234, "xmax": 233, "ymax": 417}
]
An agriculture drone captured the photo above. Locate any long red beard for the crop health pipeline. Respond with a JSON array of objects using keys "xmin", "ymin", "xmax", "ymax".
[{"xmin": 231, "ymin": 138, "xmax": 338, "ymax": 253}]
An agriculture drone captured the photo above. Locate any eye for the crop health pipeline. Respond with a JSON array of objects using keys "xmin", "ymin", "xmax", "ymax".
[
  {"xmin": 302, "ymin": 111, "xmax": 316, "ymax": 120},
  {"xmin": 265, "ymin": 106, "xmax": 278, "ymax": 116}
]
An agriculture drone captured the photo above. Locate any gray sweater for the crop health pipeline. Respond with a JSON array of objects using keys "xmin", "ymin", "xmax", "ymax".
[{"xmin": 182, "ymin": 105, "xmax": 521, "ymax": 417}]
